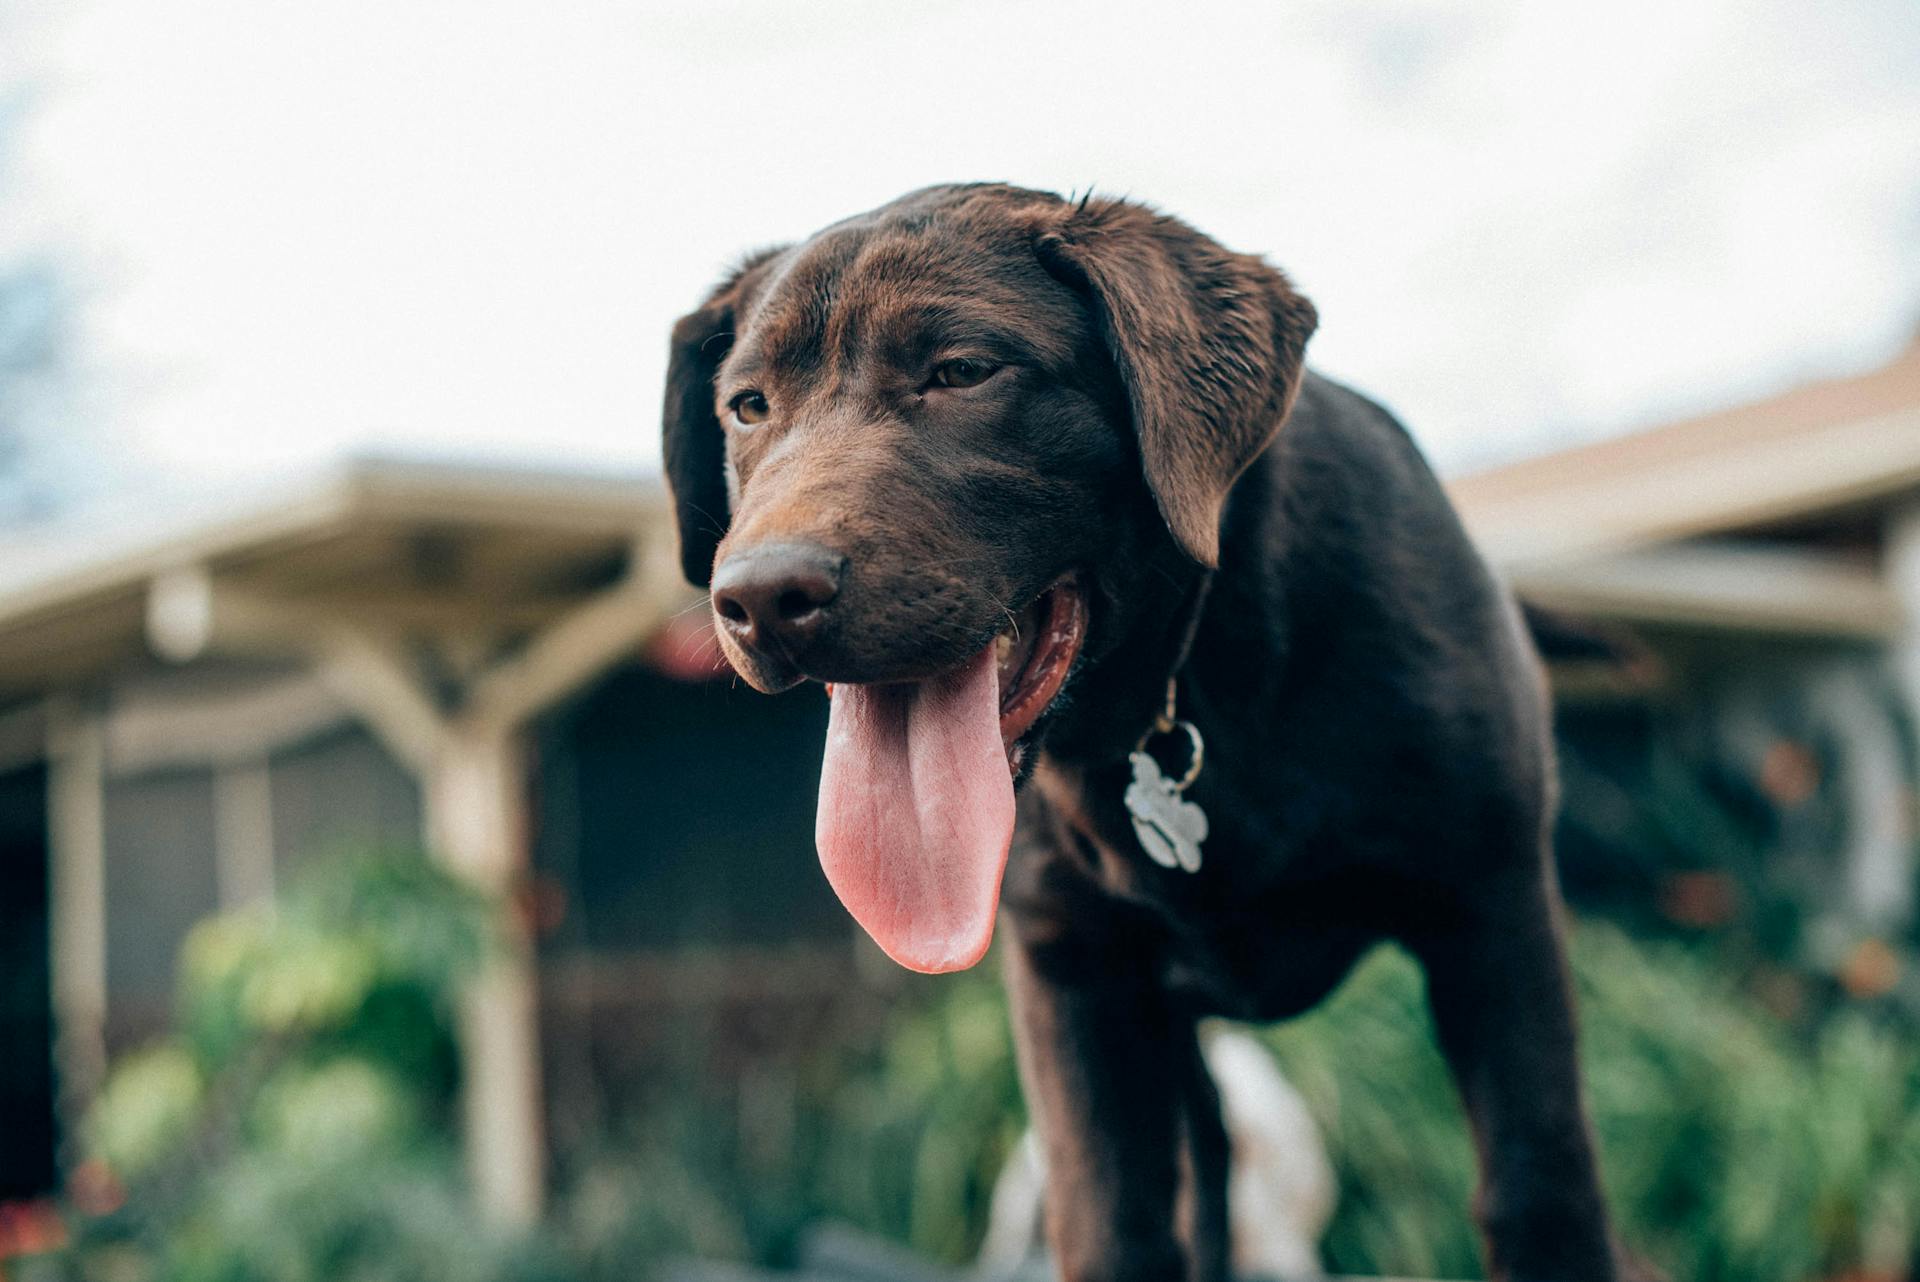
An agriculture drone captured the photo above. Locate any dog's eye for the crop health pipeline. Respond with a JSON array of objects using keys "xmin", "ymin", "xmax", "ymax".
[
  {"xmin": 931, "ymin": 358, "xmax": 996, "ymax": 389},
  {"xmin": 729, "ymin": 391, "xmax": 770, "ymax": 426}
]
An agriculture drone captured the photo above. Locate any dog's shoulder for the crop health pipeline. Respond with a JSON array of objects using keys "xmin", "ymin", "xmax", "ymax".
[
  {"xmin": 1231, "ymin": 368, "xmax": 1529, "ymax": 690},
  {"xmin": 1284, "ymin": 370, "xmax": 1433, "ymax": 491},
  {"xmin": 1235, "ymin": 369, "xmax": 1474, "ymax": 576}
]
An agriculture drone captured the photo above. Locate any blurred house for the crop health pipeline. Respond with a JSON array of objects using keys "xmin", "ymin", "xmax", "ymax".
[
  {"xmin": 1453, "ymin": 334, "xmax": 1920, "ymax": 967},
  {"xmin": 0, "ymin": 460, "xmax": 853, "ymax": 1224},
  {"xmin": 0, "ymin": 337, "xmax": 1915, "ymax": 1223}
]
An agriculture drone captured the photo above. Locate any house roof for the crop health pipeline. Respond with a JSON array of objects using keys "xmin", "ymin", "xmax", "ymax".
[
  {"xmin": 1450, "ymin": 336, "xmax": 1920, "ymax": 569},
  {"xmin": 0, "ymin": 457, "xmax": 670, "ymax": 699}
]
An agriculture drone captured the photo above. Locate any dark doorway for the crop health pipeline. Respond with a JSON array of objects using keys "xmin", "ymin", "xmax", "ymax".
[
  {"xmin": 0, "ymin": 763, "xmax": 56, "ymax": 1200},
  {"xmin": 537, "ymin": 666, "xmax": 841, "ymax": 952}
]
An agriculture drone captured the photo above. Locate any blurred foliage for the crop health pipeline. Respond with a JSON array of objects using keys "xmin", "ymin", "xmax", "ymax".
[
  {"xmin": 546, "ymin": 977, "xmax": 1023, "ymax": 1273},
  {"xmin": 1553, "ymin": 654, "xmax": 1920, "ymax": 1017},
  {"xmin": 1267, "ymin": 928, "xmax": 1920, "ymax": 1282},
  {"xmin": 14, "ymin": 849, "xmax": 566, "ymax": 1282},
  {"xmin": 18, "ymin": 840, "xmax": 1920, "ymax": 1282},
  {"xmin": 541, "ymin": 925, "xmax": 1920, "ymax": 1282}
]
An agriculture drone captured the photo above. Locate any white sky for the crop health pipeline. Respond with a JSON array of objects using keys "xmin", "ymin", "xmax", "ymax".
[{"xmin": 4, "ymin": 0, "xmax": 1918, "ymax": 502}]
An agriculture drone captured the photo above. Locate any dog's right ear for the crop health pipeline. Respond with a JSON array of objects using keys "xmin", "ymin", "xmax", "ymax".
[
  {"xmin": 662, "ymin": 248, "xmax": 786, "ymax": 586},
  {"xmin": 1035, "ymin": 199, "xmax": 1316, "ymax": 568}
]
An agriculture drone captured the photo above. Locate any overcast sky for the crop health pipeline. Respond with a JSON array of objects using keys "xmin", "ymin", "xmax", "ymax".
[{"xmin": 4, "ymin": 0, "xmax": 1917, "ymax": 506}]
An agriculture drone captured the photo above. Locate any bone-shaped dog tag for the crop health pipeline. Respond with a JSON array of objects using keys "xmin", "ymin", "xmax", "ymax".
[{"xmin": 1125, "ymin": 750, "xmax": 1208, "ymax": 873}]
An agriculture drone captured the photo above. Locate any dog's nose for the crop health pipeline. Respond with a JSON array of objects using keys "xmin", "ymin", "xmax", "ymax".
[{"xmin": 710, "ymin": 542, "xmax": 845, "ymax": 660}]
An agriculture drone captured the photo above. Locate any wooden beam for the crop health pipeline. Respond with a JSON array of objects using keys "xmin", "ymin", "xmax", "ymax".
[
  {"xmin": 466, "ymin": 536, "xmax": 684, "ymax": 735},
  {"xmin": 103, "ymin": 672, "xmax": 350, "ymax": 775},
  {"xmin": 1458, "ymin": 406, "xmax": 1920, "ymax": 569},
  {"xmin": 1509, "ymin": 540, "xmax": 1902, "ymax": 639},
  {"xmin": 147, "ymin": 566, "xmax": 333, "ymax": 663},
  {"xmin": 147, "ymin": 571, "xmax": 448, "ymax": 776},
  {"xmin": 215, "ymin": 584, "xmax": 589, "ymax": 634},
  {"xmin": 310, "ymin": 625, "xmax": 446, "ymax": 777},
  {"xmin": 466, "ymin": 585, "xmax": 659, "ymax": 734}
]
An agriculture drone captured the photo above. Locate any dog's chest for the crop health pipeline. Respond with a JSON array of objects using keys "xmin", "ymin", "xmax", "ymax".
[
  {"xmin": 1029, "ymin": 765, "xmax": 1377, "ymax": 1022},
  {"xmin": 1155, "ymin": 899, "xmax": 1378, "ymax": 1021}
]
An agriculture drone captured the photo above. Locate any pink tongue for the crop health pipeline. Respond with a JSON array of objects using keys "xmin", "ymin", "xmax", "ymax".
[{"xmin": 816, "ymin": 644, "xmax": 1015, "ymax": 974}]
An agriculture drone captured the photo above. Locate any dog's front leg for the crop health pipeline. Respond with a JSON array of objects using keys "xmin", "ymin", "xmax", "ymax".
[
  {"xmin": 1004, "ymin": 922, "xmax": 1192, "ymax": 1282},
  {"xmin": 1172, "ymin": 1029, "xmax": 1231, "ymax": 1282},
  {"xmin": 1410, "ymin": 866, "xmax": 1619, "ymax": 1282}
]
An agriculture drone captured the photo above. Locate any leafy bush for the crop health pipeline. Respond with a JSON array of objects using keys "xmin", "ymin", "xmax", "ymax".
[
  {"xmin": 569, "ymin": 925, "xmax": 1920, "ymax": 1282},
  {"xmin": 25, "ymin": 847, "xmax": 1920, "ymax": 1282},
  {"xmin": 1267, "ymin": 928, "xmax": 1920, "ymax": 1281},
  {"xmin": 547, "ymin": 976, "xmax": 1024, "ymax": 1272},
  {"xmin": 20, "ymin": 849, "xmax": 563, "ymax": 1282}
]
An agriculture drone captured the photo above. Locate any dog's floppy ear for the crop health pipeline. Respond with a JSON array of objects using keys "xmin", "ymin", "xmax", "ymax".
[
  {"xmin": 1037, "ymin": 199, "xmax": 1317, "ymax": 566},
  {"xmin": 662, "ymin": 248, "xmax": 786, "ymax": 586}
]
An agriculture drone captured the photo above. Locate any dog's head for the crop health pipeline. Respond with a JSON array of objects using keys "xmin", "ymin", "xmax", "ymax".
[{"xmin": 662, "ymin": 184, "xmax": 1315, "ymax": 972}]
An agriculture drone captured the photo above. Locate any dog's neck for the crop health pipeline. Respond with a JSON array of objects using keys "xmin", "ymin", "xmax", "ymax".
[{"xmin": 1039, "ymin": 544, "xmax": 1215, "ymax": 768}]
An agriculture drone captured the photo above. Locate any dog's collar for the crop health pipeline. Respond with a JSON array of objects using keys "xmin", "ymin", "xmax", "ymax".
[
  {"xmin": 1124, "ymin": 570, "xmax": 1214, "ymax": 874},
  {"xmin": 1163, "ymin": 569, "xmax": 1214, "ymax": 692}
]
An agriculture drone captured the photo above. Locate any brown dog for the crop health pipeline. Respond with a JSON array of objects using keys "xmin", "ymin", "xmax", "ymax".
[{"xmin": 663, "ymin": 184, "xmax": 1618, "ymax": 1282}]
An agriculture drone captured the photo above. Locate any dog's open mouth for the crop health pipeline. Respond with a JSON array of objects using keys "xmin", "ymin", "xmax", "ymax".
[
  {"xmin": 992, "ymin": 577, "xmax": 1090, "ymax": 768},
  {"xmin": 815, "ymin": 577, "xmax": 1087, "ymax": 975}
]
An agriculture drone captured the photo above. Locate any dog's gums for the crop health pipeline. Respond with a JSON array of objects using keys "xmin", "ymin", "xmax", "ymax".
[{"xmin": 992, "ymin": 577, "xmax": 1089, "ymax": 770}]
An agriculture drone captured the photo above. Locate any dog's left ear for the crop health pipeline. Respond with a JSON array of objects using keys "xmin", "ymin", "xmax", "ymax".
[
  {"xmin": 662, "ymin": 248, "xmax": 786, "ymax": 586},
  {"xmin": 1037, "ymin": 200, "xmax": 1317, "ymax": 567}
]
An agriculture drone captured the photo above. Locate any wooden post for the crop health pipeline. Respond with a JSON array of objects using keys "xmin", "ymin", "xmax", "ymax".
[
  {"xmin": 1893, "ymin": 503, "xmax": 1920, "ymax": 697},
  {"xmin": 1887, "ymin": 503, "xmax": 1920, "ymax": 924},
  {"xmin": 45, "ymin": 699, "xmax": 109, "ymax": 1141},
  {"xmin": 427, "ymin": 725, "xmax": 545, "ymax": 1227}
]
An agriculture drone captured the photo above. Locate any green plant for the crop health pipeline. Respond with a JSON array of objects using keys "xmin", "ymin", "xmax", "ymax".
[
  {"xmin": 548, "ymin": 975, "xmax": 1024, "ymax": 1274},
  {"xmin": 562, "ymin": 924, "xmax": 1920, "ymax": 1282},
  {"xmin": 30, "ymin": 847, "xmax": 1920, "ymax": 1282},
  {"xmin": 24, "ymin": 849, "xmax": 548, "ymax": 1282}
]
